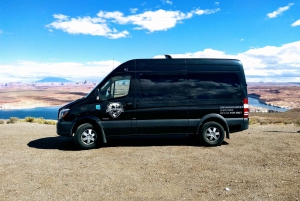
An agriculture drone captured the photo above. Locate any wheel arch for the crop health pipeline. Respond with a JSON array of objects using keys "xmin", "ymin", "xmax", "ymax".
[
  {"xmin": 72, "ymin": 115, "xmax": 107, "ymax": 143},
  {"xmin": 197, "ymin": 114, "xmax": 230, "ymax": 139}
]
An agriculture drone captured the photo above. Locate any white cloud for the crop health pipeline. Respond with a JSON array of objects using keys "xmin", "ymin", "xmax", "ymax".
[
  {"xmin": 161, "ymin": 0, "xmax": 173, "ymax": 5},
  {"xmin": 120, "ymin": 9, "xmax": 193, "ymax": 32},
  {"xmin": 267, "ymin": 3, "xmax": 294, "ymax": 18},
  {"xmin": 0, "ymin": 30, "xmax": 2, "ymax": 34},
  {"xmin": 193, "ymin": 8, "xmax": 220, "ymax": 15},
  {"xmin": 97, "ymin": 8, "xmax": 219, "ymax": 32},
  {"xmin": 0, "ymin": 60, "xmax": 120, "ymax": 83},
  {"xmin": 166, "ymin": 0, "xmax": 173, "ymax": 5},
  {"xmin": 53, "ymin": 14, "xmax": 69, "ymax": 21},
  {"xmin": 292, "ymin": 19, "xmax": 300, "ymax": 27},
  {"xmin": 46, "ymin": 14, "xmax": 129, "ymax": 39},
  {"xmin": 130, "ymin": 8, "xmax": 138, "ymax": 14},
  {"xmin": 155, "ymin": 41, "xmax": 300, "ymax": 82},
  {"xmin": 215, "ymin": 2, "xmax": 220, "ymax": 6},
  {"xmin": 47, "ymin": 7, "xmax": 220, "ymax": 37}
]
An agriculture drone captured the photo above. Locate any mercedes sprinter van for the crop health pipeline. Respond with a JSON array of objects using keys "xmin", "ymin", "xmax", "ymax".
[{"xmin": 57, "ymin": 56, "xmax": 249, "ymax": 149}]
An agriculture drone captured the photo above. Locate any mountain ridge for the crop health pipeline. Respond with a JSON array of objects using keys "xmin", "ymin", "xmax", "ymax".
[{"xmin": 36, "ymin": 77, "xmax": 73, "ymax": 83}]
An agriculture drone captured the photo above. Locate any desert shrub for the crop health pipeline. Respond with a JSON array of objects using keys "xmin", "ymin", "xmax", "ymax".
[
  {"xmin": 296, "ymin": 118, "xmax": 300, "ymax": 127},
  {"xmin": 249, "ymin": 118, "xmax": 258, "ymax": 125},
  {"xmin": 24, "ymin": 116, "xmax": 35, "ymax": 122},
  {"xmin": 22, "ymin": 117, "xmax": 56, "ymax": 125},
  {"xmin": 0, "ymin": 119, "xmax": 5, "ymax": 124},
  {"xmin": 7, "ymin": 117, "xmax": 19, "ymax": 124},
  {"xmin": 283, "ymin": 119, "xmax": 293, "ymax": 125},
  {"xmin": 35, "ymin": 117, "xmax": 46, "ymax": 124},
  {"xmin": 258, "ymin": 119, "xmax": 268, "ymax": 125},
  {"xmin": 44, "ymin": 120, "xmax": 57, "ymax": 125}
]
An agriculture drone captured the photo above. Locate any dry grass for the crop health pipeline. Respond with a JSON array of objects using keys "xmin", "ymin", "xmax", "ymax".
[
  {"xmin": 1, "ymin": 117, "xmax": 57, "ymax": 125},
  {"xmin": 21, "ymin": 117, "xmax": 57, "ymax": 125},
  {"xmin": 6, "ymin": 117, "xmax": 19, "ymax": 124},
  {"xmin": 0, "ymin": 123, "xmax": 299, "ymax": 200},
  {"xmin": 250, "ymin": 108, "xmax": 300, "ymax": 126}
]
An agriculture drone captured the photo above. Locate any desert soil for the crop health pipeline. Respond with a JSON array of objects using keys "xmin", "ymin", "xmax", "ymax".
[{"xmin": 0, "ymin": 123, "xmax": 299, "ymax": 200}]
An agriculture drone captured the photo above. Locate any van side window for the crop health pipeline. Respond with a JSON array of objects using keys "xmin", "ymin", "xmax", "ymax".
[
  {"xmin": 187, "ymin": 73, "xmax": 242, "ymax": 99},
  {"xmin": 100, "ymin": 75, "xmax": 131, "ymax": 100},
  {"xmin": 139, "ymin": 73, "xmax": 187, "ymax": 106}
]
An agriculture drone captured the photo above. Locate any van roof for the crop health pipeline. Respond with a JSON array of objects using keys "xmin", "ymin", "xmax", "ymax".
[{"xmin": 121, "ymin": 58, "xmax": 242, "ymax": 66}]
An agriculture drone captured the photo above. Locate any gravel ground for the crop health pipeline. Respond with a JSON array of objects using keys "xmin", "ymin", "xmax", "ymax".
[{"xmin": 0, "ymin": 123, "xmax": 299, "ymax": 201}]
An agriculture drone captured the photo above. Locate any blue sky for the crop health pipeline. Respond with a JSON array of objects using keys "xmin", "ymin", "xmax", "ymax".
[{"xmin": 0, "ymin": 0, "xmax": 300, "ymax": 83}]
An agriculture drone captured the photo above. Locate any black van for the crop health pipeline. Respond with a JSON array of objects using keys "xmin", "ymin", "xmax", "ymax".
[{"xmin": 57, "ymin": 56, "xmax": 249, "ymax": 149}]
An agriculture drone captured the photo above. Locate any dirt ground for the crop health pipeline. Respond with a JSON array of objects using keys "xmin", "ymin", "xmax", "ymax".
[{"xmin": 0, "ymin": 123, "xmax": 299, "ymax": 201}]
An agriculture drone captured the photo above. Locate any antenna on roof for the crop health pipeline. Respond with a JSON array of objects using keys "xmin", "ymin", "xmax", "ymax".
[{"xmin": 165, "ymin": 55, "xmax": 172, "ymax": 59}]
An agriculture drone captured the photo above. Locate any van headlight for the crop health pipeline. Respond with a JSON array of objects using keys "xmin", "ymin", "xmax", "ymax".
[{"xmin": 59, "ymin": 109, "xmax": 70, "ymax": 120}]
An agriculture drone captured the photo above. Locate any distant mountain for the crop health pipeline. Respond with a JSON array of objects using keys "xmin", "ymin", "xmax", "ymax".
[{"xmin": 36, "ymin": 77, "xmax": 73, "ymax": 83}]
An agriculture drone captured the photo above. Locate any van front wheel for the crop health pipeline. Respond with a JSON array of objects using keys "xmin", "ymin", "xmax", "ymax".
[
  {"xmin": 74, "ymin": 123, "xmax": 98, "ymax": 149},
  {"xmin": 200, "ymin": 122, "xmax": 225, "ymax": 146}
]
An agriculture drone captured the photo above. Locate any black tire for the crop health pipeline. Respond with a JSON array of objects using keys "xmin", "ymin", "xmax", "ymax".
[
  {"xmin": 74, "ymin": 123, "xmax": 98, "ymax": 149},
  {"xmin": 199, "ymin": 121, "xmax": 225, "ymax": 146}
]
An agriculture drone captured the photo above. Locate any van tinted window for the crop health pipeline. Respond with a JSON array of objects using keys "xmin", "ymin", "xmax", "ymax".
[
  {"xmin": 139, "ymin": 73, "xmax": 187, "ymax": 106},
  {"xmin": 187, "ymin": 73, "xmax": 242, "ymax": 99}
]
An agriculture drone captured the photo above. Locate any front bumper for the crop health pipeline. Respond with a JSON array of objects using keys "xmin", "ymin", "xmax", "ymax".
[{"xmin": 56, "ymin": 120, "xmax": 74, "ymax": 137}]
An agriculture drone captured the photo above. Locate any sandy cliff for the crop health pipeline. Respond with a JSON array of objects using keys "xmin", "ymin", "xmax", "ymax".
[
  {"xmin": 0, "ymin": 84, "xmax": 95, "ymax": 109},
  {"xmin": 248, "ymin": 84, "xmax": 300, "ymax": 109}
]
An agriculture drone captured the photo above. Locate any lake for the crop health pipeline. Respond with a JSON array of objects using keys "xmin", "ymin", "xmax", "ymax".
[
  {"xmin": 0, "ymin": 106, "xmax": 60, "ymax": 120},
  {"xmin": 248, "ymin": 97, "xmax": 288, "ymax": 112},
  {"xmin": 0, "ymin": 97, "xmax": 289, "ymax": 120}
]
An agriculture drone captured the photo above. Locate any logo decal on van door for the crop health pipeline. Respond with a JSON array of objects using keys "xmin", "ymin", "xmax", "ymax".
[{"xmin": 106, "ymin": 102, "xmax": 124, "ymax": 118}]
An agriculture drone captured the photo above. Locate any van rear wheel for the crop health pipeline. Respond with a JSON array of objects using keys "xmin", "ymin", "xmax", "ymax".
[
  {"xmin": 74, "ymin": 123, "xmax": 98, "ymax": 149},
  {"xmin": 200, "ymin": 122, "xmax": 225, "ymax": 146}
]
